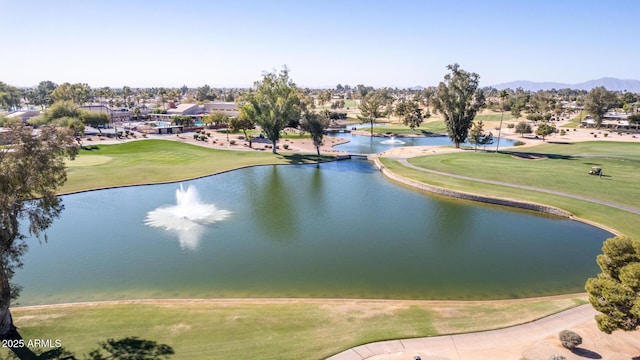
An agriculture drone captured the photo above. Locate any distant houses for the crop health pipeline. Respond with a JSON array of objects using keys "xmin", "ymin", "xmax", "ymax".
[
  {"xmin": 146, "ymin": 101, "xmax": 238, "ymax": 124},
  {"xmin": 580, "ymin": 111, "xmax": 631, "ymax": 129}
]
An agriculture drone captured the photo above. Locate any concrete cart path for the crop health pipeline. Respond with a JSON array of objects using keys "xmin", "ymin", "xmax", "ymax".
[{"xmin": 326, "ymin": 304, "xmax": 597, "ymax": 360}]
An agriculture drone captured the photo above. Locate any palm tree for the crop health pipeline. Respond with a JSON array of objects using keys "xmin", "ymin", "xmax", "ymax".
[
  {"xmin": 496, "ymin": 89, "xmax": 509, "ymax": 152},
  {"xmin": 158, "ymin": 88, "xmax": 167, "ymax": 110}
]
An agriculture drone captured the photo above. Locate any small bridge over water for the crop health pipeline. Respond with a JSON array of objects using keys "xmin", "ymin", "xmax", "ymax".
[
  {"xmin": 336, "ymin": 153, "xmax": 371, "ymax": 160},
  {"xmin": 324, "ymin": 128, "xmax": 352, "ymax": 134}
]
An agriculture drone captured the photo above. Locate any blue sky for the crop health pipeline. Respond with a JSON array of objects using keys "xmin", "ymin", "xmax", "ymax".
[{"xmin": 1, "ymin": 0, "xmax": 638, "ymax": 88}]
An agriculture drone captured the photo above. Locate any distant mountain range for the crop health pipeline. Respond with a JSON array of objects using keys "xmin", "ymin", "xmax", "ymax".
[{"xmin": 491, "ymin": 77, "xmax": 640, "ymax": 92}]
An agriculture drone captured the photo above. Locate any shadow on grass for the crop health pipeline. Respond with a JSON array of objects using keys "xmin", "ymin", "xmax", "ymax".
[
  {"xmin": 79, "ymin": 145, "xmax": 100, "ymax": 151},
  {"xmin": 501, "ymin": 150, "xmax": 577, "ymax": 161},
  {"xmin": 5, "ymin": 331, "xmax": 174, "ymax": 360},
  {"xmin": 420, "ymin": 130, "xmax": 441, "ymax": 136}
]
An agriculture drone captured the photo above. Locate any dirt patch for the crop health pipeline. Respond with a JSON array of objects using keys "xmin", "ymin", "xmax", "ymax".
[
  {"xmin": 432, "ymin": 307, "xmax": 462, "ymax": 318},
  {"xmin": 320, "ymin": 302, "xmax": 408, "ymax": 319},
  {"xmin": 13, "ymin": 313, "xmax": 64, "ymax": 324},
  {"xmin": 167, "ymin": 323, "xmax": 191, "ymax": 335},
  {"xmin": 522, "ymin": 322, "xmax": 640, "ymax": 360}
]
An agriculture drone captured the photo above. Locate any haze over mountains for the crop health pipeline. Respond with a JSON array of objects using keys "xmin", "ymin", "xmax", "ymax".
[{"xmin": 490, "ymin": 77, "xmax": 640, "ymax": 92}]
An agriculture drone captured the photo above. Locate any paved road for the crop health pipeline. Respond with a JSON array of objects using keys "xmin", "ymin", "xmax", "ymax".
[
  {"xmin": 397, "ymin": 158, "xmax": 640, "ymax": 215},
  {"xmin": 326, "ymin": 305, "xmax": 597, "ymax": 360}
]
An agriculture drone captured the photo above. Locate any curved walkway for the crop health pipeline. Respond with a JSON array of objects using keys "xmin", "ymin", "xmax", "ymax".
[
  {"xmin": 396, "ymin": 158, "xmax": 640, "ymax": 215},
  {"xmin": 326, "ymin": 305, "xmax": 596, "ymax": 360}
]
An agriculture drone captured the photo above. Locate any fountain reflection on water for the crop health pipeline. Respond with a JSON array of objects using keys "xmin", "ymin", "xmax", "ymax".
[
  {"xmin": 144, "ymin": 184, "xmax": 231, "ymax": 250},
  {"xmin": 380, "ymin": 136, "xmax": 406, "ymax": 145}
]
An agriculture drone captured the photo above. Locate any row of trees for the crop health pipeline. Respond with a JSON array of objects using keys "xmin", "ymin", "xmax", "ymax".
[
  {"xmin": 0, "ymin": 81, "xmax": 244, "ymax": 112},
  {"xmin": 4, "ymin": 81, "xmax": 637, "ymax": 134},
  {"xmin": 232, "ymin": 64, "xmax": 581, "ymax": 156},
  {"xmin": 234, "ymin": 64, "xmax": 493, "ymax": 156}
]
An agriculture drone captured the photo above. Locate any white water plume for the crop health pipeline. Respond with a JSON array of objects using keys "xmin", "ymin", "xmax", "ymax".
[
  {"xmin": 380, "ymin": 136, "xmax": 406, "ymax": 145},
  {"xmin": 144, "ymin": 184, "xmax": 231, "ymax": 250}
]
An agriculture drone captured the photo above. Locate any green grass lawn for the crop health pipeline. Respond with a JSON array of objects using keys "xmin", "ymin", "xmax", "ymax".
[
  {"xmin": 5, "ymin": 296, "xmax": 584, "ymax": 360},
  {"xmin": 63, "ymin": 140, "xmax": 329, "ymax": 193},
  {"xmin": 406, "ymin": 142, "xmax": 640, "ymax": 209},
  {"xmin": 474, "ymin": 112, "xmax": 515, "ymax": 123},
  {"xmin": 380, "ymin": 141, "xmax": 640, "ymax": 238}
]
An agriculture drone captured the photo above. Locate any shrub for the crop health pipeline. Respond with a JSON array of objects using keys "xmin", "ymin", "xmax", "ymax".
[
  {"xmin": 206, "ymin": 132, "xmax": 211, "ymax": 136},
  {"xmin": 559, "ymin": 330, "xmax": 582, "ymax": 349},
  {"xmin": 514, "ymin": 140, "xmax": 525, "ymax": 146},
  {"xmin": 594, "ymin": 134, "xmax": 597, "ymax": 138},
  {"xmin": 604, "ymin": 133, "xmax": 608, "ymax": 137},
  {"xmin": 507, "ymin": 123, "xmax": 515, "ymax": 129},
  {"xmin": 193, "ymin": 134, "xmax": 199, "ymax": 140},
  {"xmin": 283, "ymin": 144, "xmax": 289, "ymax": 149},
  {"xmin": 560, "ymin": 129, "xmax": 566, "ymax": 135},
  {"xmin": 199, "ymin": 135, "xmax": 207, "ymax": 141},
  {"xmin": 229, "ymin": 140, "xmax": 236, "ymax": 145}
]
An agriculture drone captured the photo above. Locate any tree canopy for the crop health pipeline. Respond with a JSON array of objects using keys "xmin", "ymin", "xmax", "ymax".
[
  {"xmin": 28, "ymin": 101, "xmax": 109, "ymax": 137},
  {"xmin": 432, "ymin": 64, "xmax": 485, "ymax": 148},
  {"xmin": 357, "ymin": 91, "xmax": 385, "ymax": 136},
  {"xmin": 0, "ymin": 124, "xmax": 78, "ymax": 338},
  {"xmin": 585, "ymin": 86, "xmax": 617, "ymax": 128},
  {"xmin": 300, "ymin": 111, "xmax": 329, "ymax": 158},
  {"xmin": 515, "ymin": 121, "xmax": 532, "ymax": 137},
  {"xmin": 229, "ymin": 112, "xmax": 255, "ymax": 147},
  {"xmin": 585, "ymin": 236, "xmax": 640, "ymax": 334},
  {"xmin": 0, "ymin": 82, "xmax": 21, "ymax": 111},
  {"xmin": 535, "ymin": 122, "xmax": 556, "ymax": 140},
  {"xmin": 395, "ymin": 100, "xmax": 427, "ymax": 130},
  {"xmin": 241, "ymin": 67, "xmax": 301, "ymax": 153},
  {"xmin": 467, "ymin": 120, "xmax": 493, "ymax": 151}
]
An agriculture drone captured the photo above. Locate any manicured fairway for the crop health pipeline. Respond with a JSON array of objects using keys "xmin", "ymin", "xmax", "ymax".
[
  {"xmin": 5, "ymin": 297, "xmax": 584, "ymax": 360},
  {"xmin": 406, "ymin": 142, "xmax": 640, "ymax": 209},
  {"xmin": 380, "ymin": 141, "xmax": 640, "ymax": 238},
  {"xmin": 62, "ymin": 140, "xmax": 329, "ymax": 193}
]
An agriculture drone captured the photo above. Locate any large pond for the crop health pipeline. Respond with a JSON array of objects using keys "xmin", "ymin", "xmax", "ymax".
[
  {"xmin": 328, "ymin": 133, "xmax": 516, "ymax": 154},
  {"xmin": 16, "ymin": 160, "xmax": 608, "ymax": 305}
]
